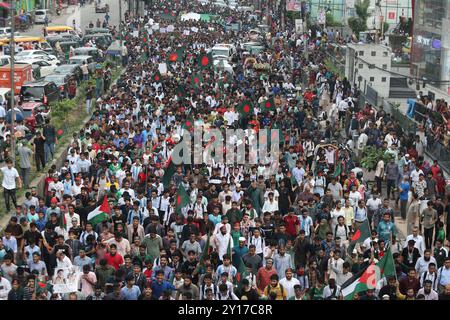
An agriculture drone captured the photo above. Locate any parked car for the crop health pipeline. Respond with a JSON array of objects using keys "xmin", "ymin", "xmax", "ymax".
[
  {"xmin": 73, "ymin": 47, "xmax": 104, "ymax": 62},
  {"xmin": 95, "ymin": 4, "xmax": 109, "ymax": 13},
  {"xmin": 16, "ymin": 58, "xmax": 57, "ymax": 78},
  {"xmin": 15, "ymin": 49, "xmax": 60, "ymax": 65},
  {"xmin": 44, "ymin": 73, "xmax": 71, "ymax": 98},
  {"xmin": 19, "ymin": 81, "xmax": 60, "ymax": 105},
  {"xmin": 35, "ymin": 9, "xmax": 51, "ymax": 24},
  {"xmin": 53, "ymin": 64, "xmax": 83, "ymax": 84},
  {"xmin": 0, "ymin": 28, "xmax": 20, "ymax": 37},
  {"xmin": 81, "ymin": 33, "xmax": 113, "ymax": 50},
  {"xmin": 68, "ymin": 55, "xmax": 96, "ymax": 74},
  {"xmin": 84, "ymin": 28, "xmax": 110, "ymax": 35}
]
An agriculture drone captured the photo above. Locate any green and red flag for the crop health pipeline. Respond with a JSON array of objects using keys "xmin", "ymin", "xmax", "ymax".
[
  {"xmin": 191, "ymin": 73, "xmax": 203, "ymax": 87},
  {"xmin": 168, "ymin": 48, "xmax": 184, "ymax": 63},
  {"xmin": 260, "ymin": 97, "xmax": 276, "ymax": 112},
  {"xmin": 182, "ymin": 116, "xmax": 194, "ymax": 131},
  {"xmin": 162, "ymin": 157, "xmax": 175, "ymax": 188},
  {"xmin": 87, "ymin": 196, "xmax": 111, "ymax": 226},
  {"xmin": 198, "ymin": 52, "xmax": 213, "ymax": 69},
  {"xmin": 341, "ymin": 248, "xmax": 396, "ymax": 300},
  {"xmin": 152, "ymin": 70, "xmax": 162, "ymax": 83},
  {"xmin": 142, "ymin": 32, "xmax": 150, "ymax": 46},
  {"xmin": 237, "ymin": 101, "xmax": 253, "ymax": 117},
  {"xmin": 175, "ymin": 184, "xmax": 190, "ymax": 215},
  {"xmin": 347, "ymin": 219, "xmax": 371, "ymax": 255},
  {"xmin": 176, "ymin": 84, "xmax": 187, "ymax": 97}
]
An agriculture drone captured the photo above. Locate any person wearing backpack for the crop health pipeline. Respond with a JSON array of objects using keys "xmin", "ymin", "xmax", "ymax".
[
  {"xmin": 263, "ymin": 274, "xmax": 287, "ymax": 300},
  {"xmin": 322, "ymin": 278, "xmax": 343, "ymax": 300},
  {"xmin": 199, "ymin": 273, "xmax": 219, "ymax": 300}
]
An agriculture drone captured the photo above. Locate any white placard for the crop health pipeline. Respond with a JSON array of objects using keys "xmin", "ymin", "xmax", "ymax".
[
  {"xmin": 167, "ymin": 25, "xmax": 175, "ymax": 32},
  {"xmin": 52, "ymin": 267, "xmax": 81, "ymax": 294},
  {"xmin": 158, "ymin": 63, "xmax": 168, "ymax": 74},
  {"xmin": 191, "ymin": 27, "xmax": 199, "ymax": 33},
  {"xmin": 183, "ymin": 30, "xmax": 190, "ymax": 36},
  {"xmin": 132, "ymin": 31, "xmax": 139, "ymax": 38},
  {"xmin": 160, "ymin": 27, "xmax": 166, "ymax": 33},
  {"xmin": 152, "ymin": 23, "xmax": 160, "ymax": 30}
]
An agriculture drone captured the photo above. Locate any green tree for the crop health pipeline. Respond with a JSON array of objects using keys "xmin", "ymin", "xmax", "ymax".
[
  {"xmin": 326, "ymin": 12, "xmax": 343, "ymax": 27},
  {"xmin": 347, "ymin": 0, "xmax": 370, "ymax": 37}
]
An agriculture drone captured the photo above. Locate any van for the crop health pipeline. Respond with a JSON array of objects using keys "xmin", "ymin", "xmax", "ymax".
[
  {"xmin": 35, "ymin": 9, "xmax": 51, "ymax": 24},
  {"xmin": 73, "ymin": 47, "xmax": 103, "ymax": 62},
  {"xmin": 20, "ymin": 81, "xmax": 60, "ymax": 105},
  {"xmin": 211, "ymin": 43, "xmax": 236, "ymax": 60},
  {"xmin": 68, "ymin": 55, "xmax": 96, "ymax": 73}
]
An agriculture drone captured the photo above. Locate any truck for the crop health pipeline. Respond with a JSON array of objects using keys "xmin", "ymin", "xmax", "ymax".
[{"xmin": 0, "ymin": 63, "xmax": 33, "ymax": 94}]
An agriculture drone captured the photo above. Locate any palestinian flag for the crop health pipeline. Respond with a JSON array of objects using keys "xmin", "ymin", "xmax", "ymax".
[
  {"xmin": 87, "ymin": 196, "xmax": 111, "ymax": 226},
  {"xmin": 237, "ymin": 101, "xmax": 253, "ymax": 117},
  {"xmin": 260, "ymin": 97, "xmax": 276, "ymax": 112},
  {"xmin": 175, "ymin": 184, "xmax": 190, "ymax": 215},
  {"xmin": 347, "ymin": 219, "xmax": 371, "ymax": 255},
  {"xmin": 162, "ymin": 157, "xmax": 175, "ymax": 188},
  {"xmin": 198, "ymin": 52, "xmax": 213, "ymax": 69},
  {"xmin": 341, "ymin": 248, "xmax": 396, "ymax": 300},
  {"xmin": 168, "ymin": 48, "xmax": 184, "ymax": 63},
  {"xmin": 152, "ymin": 71, "xmax": 162, "ymax": 83},
  {"xmin": 191, "ymin": 73, "xmax": 203, "ymax": 87},
  {"xmin": 182, "ymin": 116, "xmax": 194, "ymax": 131}
]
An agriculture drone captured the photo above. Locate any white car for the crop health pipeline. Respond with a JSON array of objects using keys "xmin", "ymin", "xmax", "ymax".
[
  {"xmin": 0, "ymin": 55, "xmax": 10, "ymax": 66},
  {"xmin": 16, "ymin": 58, "xmax": 57, "ymax": 77},
  {"xmin": 35, "ymin": 9, "xmax": 51, "ymax": 24},
  {"xmin": 214, "ymin": 58, "xmax": 234, "ymax": 74},
  {"xmin": 0, "ymin": 28, "xmax": 19, "ymax": 37},
  {"xmin": 15, "ymin": 50, "xmax": 59, "ymax": 65}
]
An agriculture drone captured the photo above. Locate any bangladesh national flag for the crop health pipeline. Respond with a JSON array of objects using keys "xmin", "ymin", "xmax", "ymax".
[
  {"xmin": 87, "ymin": 196, "xmax": 111, "ymax": 226},
  {"xmin": 347, "ymin": 219, "xmax": 372, "ymax": 255},
  {"xmin": 142, "ymin": 32, "xmax": 150, "ymax": 46},
  {"xmin": 176, "ymin": 84, "xmax": 186, "ymax": 97},
  {"xmin": 168, "ymin": 48, "xmax": 184, "ymax": 62},
  {"xmin": 182, "ymin": 116, "xmax": 194, "ymax": 131},
  {"xmin": 162, "ymin": 157, "xmax": 175, "ymax": 188},
  {"xmin": 191, "ymin": 73, "xmax": 203, "ymax": 87},
  {"xmin": 175, "ymin": 184, "xmax": 190, "ymax": 215},
  {"xmin": 237, "ymin": 101, "xmax": 253, "ymax": 117},
  {"xmin": 341, "ymin": 248, "xmax": 396, "ymax": 300},
  {"xmin": 198, "ymin": 52, "xmax": 213, "ymax": 68},
  {"xmin": 260, "ymin": 97, "xmax": 276, "ymax": 112},
  {"xmin": 234, "ymin": 256, "xmax": 247, "ymax": 288},
  {"xmin": 152, "ymin": 71, "xmax": 162, "ymax": 83}
]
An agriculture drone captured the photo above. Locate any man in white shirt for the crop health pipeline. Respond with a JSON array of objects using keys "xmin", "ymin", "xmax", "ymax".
[
  {"xmin": 262, "ymin": 192, "xmax": 278, "ymax": 214},
  {"xmin": 279, "ymin": 268, "xmax": 300, "ymax": 298},
  {"xmin": 417, "ymin": 280, "xmax": 439, "ymax": 300},
  {"xmin": 404, "ymin": 226, "xmax": 426, "ymax": 256},
  {"xmin": 1, "ymin": 159, "xmax": 22, "ymax": 212},
  {"xmin": 0, "ymin": 272, "xmax": 11, "ymax": 300},
  {"xmin": 214, "ymin": 226, "xmax": 233, "ymax": 261}
]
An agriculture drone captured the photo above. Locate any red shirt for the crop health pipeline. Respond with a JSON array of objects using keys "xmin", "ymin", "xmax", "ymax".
[
  {"xmin": 431, "ymin": 165, "xmax": 441, "ymax": 178},
  {"xmin": 283, "ymin": 215, "xmax": 300, "ymax": 238},
  {"xmin": 104, "ymin": 252, "xmax": 124, "ymax": 270},
  {"xmin": 257, "ymin": 267, "xmax": 277, "ymax": 291}
]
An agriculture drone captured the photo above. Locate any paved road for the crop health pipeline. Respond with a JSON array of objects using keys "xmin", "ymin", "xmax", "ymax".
[{"xmin": 24, "ymin": 0, "xmax": 120, "ymax": 37}]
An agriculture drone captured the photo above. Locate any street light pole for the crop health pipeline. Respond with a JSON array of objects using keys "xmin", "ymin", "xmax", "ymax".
[
  {"xmin": 10, "ymin": 0, "xmax": 16, "ymax": 167},
  {"xmin": 119, "ymin": 0, "xmax": 122, "ymax": 48}
]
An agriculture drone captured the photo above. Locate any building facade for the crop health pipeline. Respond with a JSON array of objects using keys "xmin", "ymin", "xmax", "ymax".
[{"xmin": 411, "ymin": 0, "xmax": 450, "ymax": 93}]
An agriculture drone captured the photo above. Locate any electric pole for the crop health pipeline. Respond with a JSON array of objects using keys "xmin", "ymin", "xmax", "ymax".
[{"xmin": 10, "ymin": 0, "xmax": 16, "ymax": 166}]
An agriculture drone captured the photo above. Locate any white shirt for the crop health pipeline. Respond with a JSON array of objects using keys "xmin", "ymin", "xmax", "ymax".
[
  {"xmin": 415, "ymin": 256, "xmax": 437, "ymax": 276},
  {"xmin": 215, "ymin": 232, "xmax": 233, "ymax": 261},
  {"xmin": 1, "ymin": 166, "xmax": 19, "ymax": 190},
  {"xmin": 404, "ymin": 234, "xmax": 426, "ymax": 256},
  {"xmin": 262, "ymin": 200, "xmax": 279, "ymax": 214},
  {"xmin": 56, "ymin": 255, "xmax": 73, "ymax": 269},
  {"xmin": 279, "ymin": 277, "xmax": 300, "ymax": 298},
  {"xmin": 0, "ymin": 277, "xmax": 11, "ymax": 300},
  {"xmin": 410, "ymin": 169, "xmax": 424, "ymax": 183}
]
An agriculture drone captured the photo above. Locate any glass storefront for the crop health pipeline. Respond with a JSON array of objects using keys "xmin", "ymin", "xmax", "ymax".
[{"xmin": 411, "ymin": 0, "xmax": 450, "ymax": 89}]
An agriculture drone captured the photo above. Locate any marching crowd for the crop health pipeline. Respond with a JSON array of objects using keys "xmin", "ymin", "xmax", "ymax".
[{"xmin": 0, "ymin": 0, "xmax": 449, "ymax": 301}]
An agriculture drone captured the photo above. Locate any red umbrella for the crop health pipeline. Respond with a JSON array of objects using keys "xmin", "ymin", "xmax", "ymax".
[{"xmin": 0, "ymin": 2, "xmax": 11, "ymax": 9}]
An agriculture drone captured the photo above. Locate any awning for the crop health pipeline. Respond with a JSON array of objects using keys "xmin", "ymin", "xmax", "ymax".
[{"xmin": 0, "ymin": 2, "xmax": 10, "ymax": 9}]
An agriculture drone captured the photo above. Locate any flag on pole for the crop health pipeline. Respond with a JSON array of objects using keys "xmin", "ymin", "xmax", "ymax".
[
  {"xmin": 341, "ymin": 248, "xmax": 396, "ymax": 300},
  {"xmin": 259, "ymin": 97, "xmax": 276, "ymax": 112},
  {"xmin": 175, "ymin": 184, "xmax": 190, "ymax": 215},
  {"xmin": 152, "ymin": 70, "xmax": 162, "ymax": 82},
  {"xmin": 182, "ymin": 116, "xmax": 194, "ymax": 131},
  {"xmin": 168, "ymin": 48, "xmax": 184, "ymax": 62},
  {"xmin": 194, "ymin": 231, "xmax": 211, "ymax": 274},
  {"xmin": 237, "ymin": 101, "xmax": 253, "ymax": 117},
  {"xmin": 191, "ymin": 73, "xmax": 203, "ymax": 87},
  {"xmin": 198, "ymin": 52, "xmax": 213, "ymax": 68},
  {"xmin": 162, "ymin": 157, "xmax": 175, "ymax": 188},
  {"xmin": 347, "ymin": 219, "xmax": 371, "ymax": 255},
  {"xmin": 87, "ymin": 196, "xmax": 111, "ymax": 226}
]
